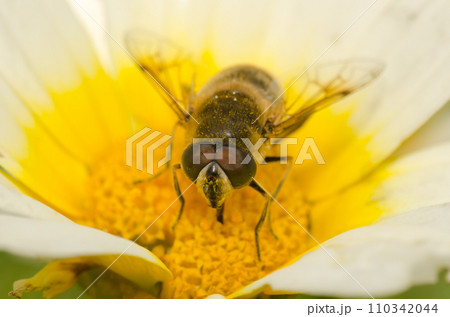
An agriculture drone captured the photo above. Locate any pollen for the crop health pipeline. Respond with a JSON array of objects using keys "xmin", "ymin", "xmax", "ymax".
[{"xmin": 76, "ymin": 150, "xmax": 310, "ymax": 298}]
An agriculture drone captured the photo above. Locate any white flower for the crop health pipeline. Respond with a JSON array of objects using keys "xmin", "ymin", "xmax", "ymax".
[{"xmin": 0, "ymin": 0, "xmax": 450, "ymax": 298}]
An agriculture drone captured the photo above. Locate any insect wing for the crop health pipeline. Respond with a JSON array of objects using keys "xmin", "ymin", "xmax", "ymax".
[
  {"xmin": 125, "ymin": 30, "xmax": 195, "ymax": 120},
  {"xmin": 269, "ymin": 59, "xmax": 384, "ymax": 137}
]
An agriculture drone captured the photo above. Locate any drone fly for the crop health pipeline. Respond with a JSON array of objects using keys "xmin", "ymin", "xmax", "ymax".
[{"xmin": 127, "ymin": 33, "xmax": 383, "ymax": 260}]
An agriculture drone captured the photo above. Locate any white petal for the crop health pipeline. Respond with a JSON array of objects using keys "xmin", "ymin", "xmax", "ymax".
[
  {"xmin": 98, "ymin": 0, "xmax": 215, "ymax": 69},
  {"xmin": 0, "ymin": 0, "xmax": 134, "ymax": 161},
  {"xmin": 0, "ymin": 213, "xmax": 171, "ymax": 294},
  {"xmin": 0, "ymin": 170, "xmax": 15, "ymax": 188},
  {"xmin": 99, "ymin": 0, "xmax": 383, "ymax": 70},
  {"xmin": 99, "ymin": 0, "xmax": 450, "ymax": 130},
  {"xmin": 98, "ymin": 0, "xmax": 450, "ymax": 200},
  {"xmin": 69, "ymin": 0, "xmax": 114, "ymax": 72},
  {"xmin": 395, "ymin": 101, "xmax": 450, "ymax": 156},
  {"xmin": 0, "ymin": 0, "xmax": 96, "ymax": 92},
  {"xmin": 0, "ymin": 214, "xmax": 163, "ymax": 267},
  {"xmin": 0, "ymin": 186, "xmax": 171, "ymax": 295},
  {"xmin": 338, "ymin": 0, "xmax": 450, "ymax": 161},
  {"xmin": 0, "ymin": 0, "xmax": 101, "ymax": 166},
  {"xmin": 0, "ymin": 180, "xmax": 68, "ymax": 222},
  {"xmin": 292, "ymin": 0, "xmax": 450, "ymax": 198},
  {"xmin": 234, "ymin": 143, "xmax": 450, "ymax": 297},
  {"xmin": 233, "ymin": 203, "xmax": 450, "ymax": 298},
  {"xmin": 303, "ymin": 142, "xmax": 450, "ymax": 244},
  {"xmin": 375, "ymin": 142, "xmax": 450, "ymax": 216},
  {"xmin": 0, "ymin": 0, "xmax": 136, "ymax": 213}
]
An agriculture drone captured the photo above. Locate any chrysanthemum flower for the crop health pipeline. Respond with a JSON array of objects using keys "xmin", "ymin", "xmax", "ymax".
[{"xmin": 1, "ymin": 0, "xmax": 450, "ymax": 299}]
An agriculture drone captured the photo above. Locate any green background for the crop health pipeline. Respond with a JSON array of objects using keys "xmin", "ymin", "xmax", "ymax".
[
  {"xmin": 1, "ymin": 251, "xmax": 449, "ymax": 299},
  {"xmin": 0, "ymin": 252, "xmax": 87, "ymax": 299}
]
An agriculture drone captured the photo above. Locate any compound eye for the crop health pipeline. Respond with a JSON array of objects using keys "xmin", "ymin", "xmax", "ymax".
[
  {"xmin": 181, "ymin": 143, "xmax": 215, "ymax": 181},
  {"xmin": 215, "ymin": 146, "xmax": 256, "ymax": 188}
]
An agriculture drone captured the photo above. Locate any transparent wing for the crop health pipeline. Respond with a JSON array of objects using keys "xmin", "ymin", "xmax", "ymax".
[
  {"xmin": 125, "ymin": 30, "xmax": 196, "ymax": 120},
  {"xmin": 268, "ymin": 59, "xmax": 384, "ymax": 137}
]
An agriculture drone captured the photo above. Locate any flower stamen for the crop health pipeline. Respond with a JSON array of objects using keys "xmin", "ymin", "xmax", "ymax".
[{"xmin": 75, "ymin": 149, "xmax": 309, "ymax": 298}]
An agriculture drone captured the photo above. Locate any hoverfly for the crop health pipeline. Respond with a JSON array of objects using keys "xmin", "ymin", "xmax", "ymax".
[{"xmin": 127, "ymin": 33, "xmax": 383, "ymax": 260}]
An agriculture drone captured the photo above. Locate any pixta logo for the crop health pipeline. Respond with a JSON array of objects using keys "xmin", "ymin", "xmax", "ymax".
[
  {"xmin": 126, "ymin": 127, "xmax": 172, "ymax": 175},
  {"xmin": 190, "ymin": 137, "xmax": 325, "ymax": 165},
  {"xmin": 126, "ymin": 128, "xmax": 325, "ymax": 174}
]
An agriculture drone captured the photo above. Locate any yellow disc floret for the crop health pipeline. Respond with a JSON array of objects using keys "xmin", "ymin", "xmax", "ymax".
[{"xmin": 75, "ymin": 149, "xmax": 309, "ymax": 298}]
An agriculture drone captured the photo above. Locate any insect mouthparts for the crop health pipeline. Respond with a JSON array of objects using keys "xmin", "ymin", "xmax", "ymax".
[{"xmin": 205, "ymin": 161, "xmax": 220, "ymax": 179}]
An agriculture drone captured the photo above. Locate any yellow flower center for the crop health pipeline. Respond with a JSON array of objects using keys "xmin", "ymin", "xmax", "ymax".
[
  {"xmin": 10, "ymin": 66, "xmax": 387, "ymax": 299},
  {"xmin": 76, "ymin": 149, "xmax": 310, "ymax": 298}
]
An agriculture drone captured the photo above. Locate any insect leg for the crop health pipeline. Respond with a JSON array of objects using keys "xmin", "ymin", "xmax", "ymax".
[
  {"xmin": 171, "ymin": 163, "xmax": 185, "ymax": 230},
  {"xmin": 250, "ymin": 156, "xmax": 293, "ymax": 261},
  {"xmin": 133, "ymin": 122, "xmax": 179, "ymax": 185},
  {"xmin": 249, "ymin": 180, "xmax": 269, "ymax": 261},
  {"xmin": 264, "ymin": 156, "xmax": 293, "ymax": 239}
]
